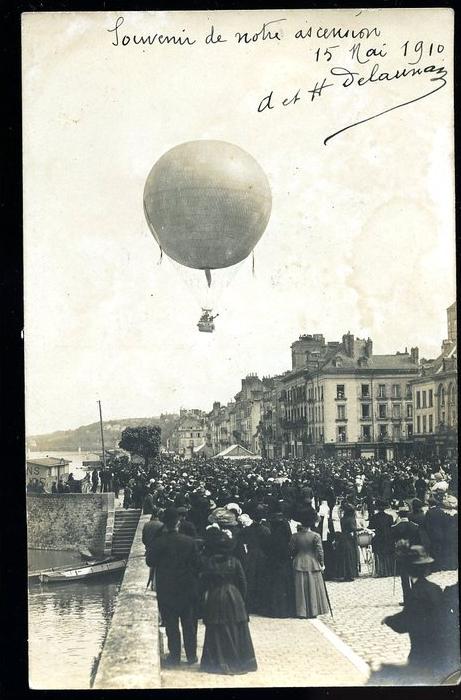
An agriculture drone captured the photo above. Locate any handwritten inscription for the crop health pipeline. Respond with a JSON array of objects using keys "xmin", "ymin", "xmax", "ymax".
[
  {"xmin": 105, "ymin": 15, "xmax": 449, "ymax": 144},
  {"xmin": 108, "ymin": 16, "xmax": 197, "ymax": 46}
]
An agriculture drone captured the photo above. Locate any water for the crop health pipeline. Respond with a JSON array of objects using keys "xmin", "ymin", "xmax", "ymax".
[
  {"xmin": 28, "ymin": 549, "xmax": 83, "ymax": 572},
  {"xmin": 28, "ymin": 550, "xmax": 122, "ymax": 689}
]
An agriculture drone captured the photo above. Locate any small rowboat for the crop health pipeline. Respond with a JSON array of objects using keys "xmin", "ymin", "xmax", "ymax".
[
  {"xmin": 37, "ymin": 559, "xmax": 126, "ymax": 584},
  {"xmin": 28, "ymin": 555, "xmax": 115, "ymax": 582}
]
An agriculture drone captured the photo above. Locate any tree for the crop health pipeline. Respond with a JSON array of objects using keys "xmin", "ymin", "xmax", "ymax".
[{"xmin": 118, "ymin": 426, "xmax": 161, "ymax": 475}]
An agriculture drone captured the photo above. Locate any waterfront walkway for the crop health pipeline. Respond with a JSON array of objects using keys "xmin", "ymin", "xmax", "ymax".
[
  {"xmin": 161, "ymin": 568, "xmax": 458, "ymax": 688},
  {"xmin": 95, "ymin": 513, "xmax": 458, "ymax": 689},
  {"xmin": 161, "ymin": 615, "xmax": 368, "ymax": 688}
]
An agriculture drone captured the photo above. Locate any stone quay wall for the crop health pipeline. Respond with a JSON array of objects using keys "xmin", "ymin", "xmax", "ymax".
[
  {"xmin": 26, "ymin": 493, "xmax": 115, "ymax": 554},
  {"xmin": 93, "ymin": 514, "xmax": 161, "ymax": 689}
]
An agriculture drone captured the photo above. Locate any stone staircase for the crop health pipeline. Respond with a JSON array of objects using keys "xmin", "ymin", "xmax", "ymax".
[{"xmin": 111, "ymin": 509, "xmax": 141, "ymax": 558}]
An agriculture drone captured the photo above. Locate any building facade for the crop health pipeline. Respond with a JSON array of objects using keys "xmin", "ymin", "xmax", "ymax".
[
  {"xmin": 278, "ymin": 333, "xmax": 420, "ymax": 459},
  {"xmin": 232, "ymin": 374, "xmax": 266, "ymax": 454},
  {"xmin": 258, "ymin": 375, "xmax": 284, "ymax": 458},
  {"xmin": 412, "ymin": 304, "xmax": 457, "ymax": 458},
  {"xmin": 207, "ymin": 401, "xmax": 233, "ymax": 456},
  {"xmin": 184, "ymin": 305, "xmax": 457, "ymax": 463},
  {"xmin": 168, "ymin": 409, "xmax": 208, "ymax": 458}
]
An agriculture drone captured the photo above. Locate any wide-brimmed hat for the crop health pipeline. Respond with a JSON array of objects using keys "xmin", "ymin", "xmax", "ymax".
[
  {"xmin": 225, "ymin": 502, "xmax": 242, "ymax": 516},
  {"xmin": 208, "ymin": 507, "xmax": 237, "ymax": 526},
  {"xmin": 407, "ymin": 545, "xmax": 434, "ymax": 566}
]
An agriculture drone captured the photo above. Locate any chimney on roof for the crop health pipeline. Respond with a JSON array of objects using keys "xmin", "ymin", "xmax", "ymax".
[
  {"xmin": 364, "ymin": 338, "xmax": 373, "ymax": 358},
  {"xmin": 342, "ymin": 332, "xmax": 355, "ymax": 357},
  {"xmin": 410, "ymin": 347, "xmax": 419, "ymax": 365}
]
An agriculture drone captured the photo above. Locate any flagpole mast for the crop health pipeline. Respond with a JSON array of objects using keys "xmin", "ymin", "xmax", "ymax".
[{"xmin": 97, "ymin": 400, "xmax": 107, "ymax": 469}]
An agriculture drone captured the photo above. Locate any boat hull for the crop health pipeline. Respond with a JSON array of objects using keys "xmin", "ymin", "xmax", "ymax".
[{"xmin": 38, "ymin": 560, "xmax": 126, "ymax": 583}]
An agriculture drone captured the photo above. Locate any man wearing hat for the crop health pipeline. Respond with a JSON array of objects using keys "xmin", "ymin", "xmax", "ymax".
[
  {"xmin": 177, "ymin": 506, "xmax": 197, "ymax": 538},
  {"xmin": 392, "ymin": 508, "xmax": 420, "ymax": 605},
  {"xmin": 424, "ymin": 496, "xmax": 452, "ymax": 571},
  {"xmin": 383, "ymin": 545, "xmax": 446, "ymax": 683},
  {"xmin": 148, "ymin": 507, "xmax": 200, "ymax": 666}
]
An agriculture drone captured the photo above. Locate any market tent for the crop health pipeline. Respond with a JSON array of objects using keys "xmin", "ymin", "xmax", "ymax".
[
  {"xmin": 214, "ymin": 444, "xmax": 261, "ymax": 459},
  {"xmin": 194, "ymin": 442, "xmax": 214, "ymax": 458}
]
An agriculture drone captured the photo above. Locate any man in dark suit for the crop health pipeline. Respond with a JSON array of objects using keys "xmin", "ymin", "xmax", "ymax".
[
  {"xmin": 424, "ymin": 497, "xmax": 451, "ymax": 571},
  {"xmin": 142, "ymin": 507, "xmax": 164, "ymax": 548},
  {"xmin": 392, "ymin": 509, "xmax": 420, "ymax": 605},
  {"xmin": 148, "ymin": 507, "xmax": 200, "ymax": 666},
  {"xmin": 383, "ymin": 545, "xmax": 446, "ymax": 683},
  {"xmin": 177, "ymin": 506, "xmax": 198, "ymax": 538}
]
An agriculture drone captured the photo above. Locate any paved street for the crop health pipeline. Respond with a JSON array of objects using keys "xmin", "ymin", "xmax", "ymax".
[
  {"xmin": 161, "ymin": 569, "xmax": 458, "ymax": 688},
  {"xmin": 318, "ymin": 569, "xmax": 458, "ymax": 673},
  {"xmin": 161, "ymin": 615, "xmax": 367, "ymax": 688}
]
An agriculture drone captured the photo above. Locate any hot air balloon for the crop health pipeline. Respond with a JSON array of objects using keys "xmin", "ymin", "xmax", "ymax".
[{"xmin": 143, "ymin": 140, "xmax": 272, "ymax": 331}]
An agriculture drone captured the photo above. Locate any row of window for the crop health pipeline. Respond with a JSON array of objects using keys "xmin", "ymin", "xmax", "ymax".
[
  {"xmin": 416, "ymin": 414, "xmax": 434, "ymax": 434},
  {"xmin": 337, "ymin": 383, "xmax": 412, "ymax": 400},
  {"xmin": 336, "ymin": 403, "xmax": 413, "ymax": 420},
  {"xmin": 338, "ymin": 423, "xmax": 413, "ymax": 442},
  {"xmin": 286, "ymin": 382, "xmax": 415, "ymax": 403},
  {"xmin": 286, "ymin": 382, "xmax": 457, "ymax": 407},
  {"xmin": 416, "ymin": 389, "xmax": 433, "ymax": 409}
]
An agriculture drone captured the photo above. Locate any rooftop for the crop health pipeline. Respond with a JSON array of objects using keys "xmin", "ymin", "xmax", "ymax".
[{"xmin": 26, "ymin": 457, "xmax": 71, "ymax": 467}]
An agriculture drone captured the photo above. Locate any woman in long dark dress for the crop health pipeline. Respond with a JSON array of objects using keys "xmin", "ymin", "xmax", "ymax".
[
  {"xmin": 368, "ymin": 499, "xmax": 394, "ymax": 577},
  {"xmin": 336, "ymin": 503, "xmax": 359, "ymax": 581},
  {"xmin": 238, "ymin": 506, "xmax": 270, "ymax": 615},
  {"xmin": 200, "ymin": 532, "xmax": 257, "ymax": 675},
  {"xmin": 266, "ymin": 509, "xmax": 295, "ymax": 618}
]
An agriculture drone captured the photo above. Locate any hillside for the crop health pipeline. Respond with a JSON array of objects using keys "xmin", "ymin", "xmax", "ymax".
[{"xmin": 27, "ymin": 414, "xmax": 180, "ymax": 452}]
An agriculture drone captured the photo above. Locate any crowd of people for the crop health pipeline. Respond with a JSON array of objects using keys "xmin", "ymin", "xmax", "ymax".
[{"xmin": 137, "ymin": 453, "xmax": 458, "ymax": 680}]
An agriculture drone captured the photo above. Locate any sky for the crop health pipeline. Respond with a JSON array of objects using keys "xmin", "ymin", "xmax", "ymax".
[{"xmin": 23, "ymin": 9, "xmax": 455, "ymax": 435}]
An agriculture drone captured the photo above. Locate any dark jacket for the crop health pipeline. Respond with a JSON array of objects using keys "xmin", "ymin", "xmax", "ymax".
[
  {"xmin": 200, "ymin": 554, "xmax": 248, "ymax": 624},
  {"xmin": 424, "ymin": 506, "xmax": 450, "ymax": 544},
  {"xmin": 179, "ymin": 519, "xmax": 198, "ymax": 538},
  {"xmin": 148, "ymin": 530, "xmax": 200, "ymax": 609},
  {"xmin": 143, "ymin": 493, "xmax": 155, "ymax": 514},
  {"xmin": 384, "ymin": 577, "xmax": 445, "ymax": 673},
  {"xmin": 441, "ymin": 583, "xmax": 460, "ymax": 674},
  {"xmin": 142, "ymin": 519, "xmax": 164, "ymax": 549},
  {"xmin": 391, "ymin": 519, "xmax": 420, "ymax": 547},
  {"xmin": 368, "ymin": 511, "xmax": 394, "ymax": 555}
]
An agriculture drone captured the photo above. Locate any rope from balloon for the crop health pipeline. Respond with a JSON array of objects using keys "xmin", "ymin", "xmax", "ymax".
[
  {"xmin": 158, "ymin": 247, "xmax": 163, "ymax": 265},
  {"xmin": 205, "ymin": 269, "xmax": 212, "ymax": 287},
  {"xmin": 252, "ymin": 250, "xmax": 255, "ymax": 276}
]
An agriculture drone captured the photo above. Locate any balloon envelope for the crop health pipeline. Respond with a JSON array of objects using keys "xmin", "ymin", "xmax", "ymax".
[{"xmin": 143, "ymin": 140, "xmax": 272, "ymax": 270}]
